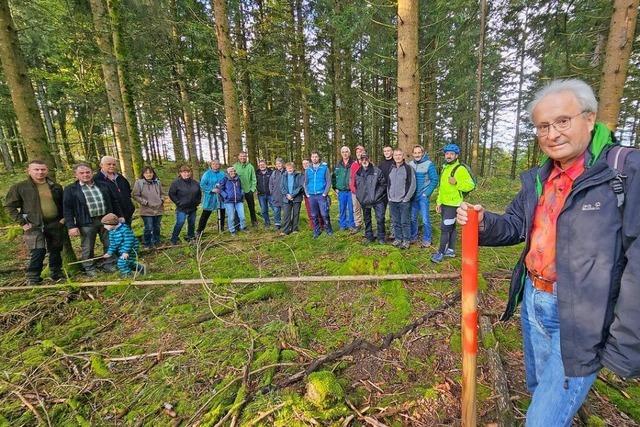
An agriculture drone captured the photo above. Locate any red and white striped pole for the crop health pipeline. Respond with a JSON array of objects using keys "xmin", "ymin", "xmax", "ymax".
[{"xmin": 461, "ymin": 208, "xmax": 479, "ymax": 426}]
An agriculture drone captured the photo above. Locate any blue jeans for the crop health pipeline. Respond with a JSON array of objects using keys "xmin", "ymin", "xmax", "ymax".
[
  {"xmin": 258, "ymin": 194, "xmax": 272, "ymax": 226},
  {"xmin": 308, "ymin": 194, "xmax": 333, "ymax": 235},
  {"xmin": 337, "ymin": 190, "xmax": 355, "ymax": 230},
  {"xmin": 225, "ymin": 202, "xmax": 246, "ymax": 233},
  {"xmin": 521, "ymin": 277, "xmax": 597, "ymax": 426},
  {"xmin": 171, "ymin": 210, "xmax": 196, "ymax": 243},
  {"xmin": 411, "ymin": 192, "xmax": 432, "ymax": 243},
  {"xmin": 389, "ymin": 201, "xmax": 411, "ymax": 241},
  {"xmin": 272, "ymin": 205, "xmax": 282, "ymax": 227},
  {"xmin": 142, "ymin": 215, "xmax": 162, "ymax": 246}
]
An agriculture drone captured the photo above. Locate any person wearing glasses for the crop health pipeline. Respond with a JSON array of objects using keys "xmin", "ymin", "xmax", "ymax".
[{"xmin": 456, "ymin": 79, "xmax": 640, "ymax": 426}]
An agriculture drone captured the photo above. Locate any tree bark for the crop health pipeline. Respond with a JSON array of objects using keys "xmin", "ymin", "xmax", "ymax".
[
  {"xmin": 510, "ymin": 9, "xmax": 529, "ymax": 180},
  {"xmin": 396, "ymin": 0, "xmax": 420, "ymax": 156},
  {"xmin": 0, "ymin": 0, "xmax": 56, "ymax": 173},
  {"xmin": 37, "ymin": 83, "xmax": 62, "ymax": 170},
  {"xmin": 108, "ymin": 0, "xmax": 144, "ymax": 176},
  {"xmin": 56, "ymin": 104, "xmax": 75, "ymax": 165},
  {"xmin": 471, "ymin": 0, "xmax": 487, "ymax": 172},
  {"xmin": 212, "ymin": 0, "xmax": 242, "ymax": 161},
  {"xmin": 0, "ymin": 127, "xmax": 14, "ymax": 171},
  {"xmin": 596, "ymin": 0, "xmax": 639, "ymax": 131},
  {"xmin": 88, "ymin": 0, "xmax": 134, "ymax": 178},
  {"xmin": 235, "ymin": 0, "xmax": 258, "ymax": 164},
  {"xmin": 167, "ymin": 103, "xmax": 185, "ymax": 162}
]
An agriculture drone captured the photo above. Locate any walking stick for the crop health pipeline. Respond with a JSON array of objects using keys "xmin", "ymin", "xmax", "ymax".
[{"xmin": 461, "ymin": 209, "xmax": 479, "ymax": 427}]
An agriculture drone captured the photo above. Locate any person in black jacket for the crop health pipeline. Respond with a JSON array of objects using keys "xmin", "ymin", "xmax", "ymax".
[
  {"xmin": 457, "ymin": 79, "xmax": 640, "ymax": 425},
  {"xmin": 256, "ymin": 159, "xmax": 273, "ymax": 227},
  {"xmin": 94, "ymin": 156, "xmax": 135, "ymax": 224},
  {"xmin": 63, "ymin": 162, "xmax": 123, "ymax": 276},
  {"xmin": 354, "ymin": 152, "xmax": 387, "ymax": 244},
  {"xmin": 168, "ymin": 165, "xmax": 201, "ymax": 244},
  {"xmin": 5, "ymin": 160, "xmax": 66, "ymax": 283}
]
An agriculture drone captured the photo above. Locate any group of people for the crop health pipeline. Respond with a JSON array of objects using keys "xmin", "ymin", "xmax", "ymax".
[{"xmin": 3, "ymin": 78, "xmax": 639, "ymax": 426}]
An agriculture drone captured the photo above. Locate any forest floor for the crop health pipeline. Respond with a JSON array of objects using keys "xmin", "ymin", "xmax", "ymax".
[{"xmin": 0, "ymin": 166, "xmax": 638, "ymax": 426}]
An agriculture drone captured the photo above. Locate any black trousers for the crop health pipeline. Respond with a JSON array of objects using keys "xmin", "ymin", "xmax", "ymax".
[
  {"xmin": 245, "ymin": 191, "xmax": 258, "ymax": 224},
  {"xmin": 197, "ymin": 209, "xmax": 226, "ymax": 234},
  {"xmin": 24, "ymin": 221, "xmax": 64, "ymax": 281},
  {"xmin": 438, "ymin": 205, "xmax": 458, "ymax": 253},
  {"xmin": 362, "ymin": 201, "xmax": 386, "ymax": 241}
]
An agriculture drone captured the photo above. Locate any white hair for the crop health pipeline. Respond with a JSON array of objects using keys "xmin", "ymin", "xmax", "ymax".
[
  {"xmin": 100, "ymin": 155, "xmax": 117, "ymax": 165},
  {"xmin": 527, "ymin": 79, "xmax": 598, "ymax": 116},
  {"xmin": 340, "ymin": 146, "xmax": 351, "ymax": 153}
]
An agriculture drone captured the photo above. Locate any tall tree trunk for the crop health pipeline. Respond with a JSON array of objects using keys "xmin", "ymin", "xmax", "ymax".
[
  {"xmin": 396, "ymin": 0, "xmax": 419, "ymax": 156},
  {"xmin": 212, "ymin": 0, "xmax": 242, "ymax": 161},
  {"xmin": 510, "ymin": 9, "xmax": 529, "ymax": 180},
  {"xmin": 108, "ymin": 0, "xmax": 144, "ymax": 176},
  {"xmin": 0, "ymin": 0, "xmax": 55, "ymax": 173},
  {"xmin": 56, "ymin": 104, "xmax": 75, "ymax": 165},
  {"xmin": 167, "ymin": 103, "xmax": 185, "ymax": 162},
  {"xmin": 0, "ymin": 127, "xmax": 14, "ymax": 171},
  {"xmin": 596, "ymin": 0, "xmax": 639, "ymax": 130},
  {"xmin": 471, "ymin": 0, "xmax": 487, "ymax": 172},
  {"xmin": 330, "ymin": 36, "xmax": 343, "ymax": 158},
  {"xmin": 383, "ymin": 77, "xmax": 391, "ymax": 149},
  {"xmin": 37, "ymin": 83, "xmax": 62, "ymax": 170},
  {"xmin": 88, "ymin": 0, "xmax": 134, "ymax": 178},
  {"xmin": 235, "ymin": 1, "xmax": 258, "ymax": 164}
]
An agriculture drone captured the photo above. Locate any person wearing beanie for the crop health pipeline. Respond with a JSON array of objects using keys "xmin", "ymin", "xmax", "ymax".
[{"xmin": 102, "ymin": 214, "xmax": 145, "ymax": 277}]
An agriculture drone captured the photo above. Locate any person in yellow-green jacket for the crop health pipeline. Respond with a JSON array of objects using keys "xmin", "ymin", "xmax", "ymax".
[{"xmin": 431, "ymin": 143, "xmax": 475, "ymax": 263}]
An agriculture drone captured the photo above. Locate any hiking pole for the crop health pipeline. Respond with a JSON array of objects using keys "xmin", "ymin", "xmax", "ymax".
[
  {"xmin": 67, "ymin": 256, "xmax": 106, "ymax": 265},
  {"xmin": 461, "ymin": 208, "xmax": 479, "ymax": 427}
]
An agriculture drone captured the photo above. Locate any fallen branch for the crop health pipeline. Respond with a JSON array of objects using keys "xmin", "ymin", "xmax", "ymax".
[
  {"xmin": 12, "ymin": 391, "xmax": 45, "ymax": 425},
  {"xmin": 0, "ymin": 273, "xmax": 460, "ymax": 292},
  {"xmin": 107, "ymin": 350, "xmax": 185, "ymax": 362},
  {"xmin": 277, "ymin": 293, "xmax": 460, "ymax": 389},
  {"xmin": 479, "ymin": 315, "xmax": 515, "ymax": 427},
  {"xmin": 245, "ymin": 402, "xmax": 287, "ymax": 426}
]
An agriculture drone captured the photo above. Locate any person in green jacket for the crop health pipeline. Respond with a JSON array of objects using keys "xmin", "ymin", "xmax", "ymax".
[
  {"xmin": 431, "ymin": 143, "xmax": 475, "ymax": 263},
  {"xmin": 233, "ymin": 151, "xmax": 258, "ymax": 227}
]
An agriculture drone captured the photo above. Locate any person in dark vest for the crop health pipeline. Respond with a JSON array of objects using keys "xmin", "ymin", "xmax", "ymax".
[
  {"xmin": 256, "ymin": 159, "xmax": 274, "ymax": 227},
  {"xmin": 5, "ymin": 160, "xmax": 66, "ymax": 283}
]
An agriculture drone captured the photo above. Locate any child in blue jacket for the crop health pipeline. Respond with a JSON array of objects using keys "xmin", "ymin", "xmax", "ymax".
[{"xmin": 101, "ymin": 213, "xmax": 145, "ymax": 277}]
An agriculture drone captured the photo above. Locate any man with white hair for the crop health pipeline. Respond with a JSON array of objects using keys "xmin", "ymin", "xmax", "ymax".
[
  {"xmin": 332, "ymin": 146, "xmax": 356, "ymax": 231},
  {"xmin": 457, "ymin": 79, "xmax": 640, "ymax": 425},
  {"xmin": 94, "ymin": 156, "xmax": 135, "ymax": 225}
]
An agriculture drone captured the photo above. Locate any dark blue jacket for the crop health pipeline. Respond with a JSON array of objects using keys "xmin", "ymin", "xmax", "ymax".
[
  {"xmin": 479, "ymin": 139, "xmax": 640, "ymax": 378},
  {"xmin": 94, "ymin": 172, "xmax": 135, "ymax": 222},
  {"xmin": 217, "ymin": 176, "xmax": 244, "ymax": 204},
  {"xmin": 63, "ymin": 181, "xmax": 122, "ymax": 229}
]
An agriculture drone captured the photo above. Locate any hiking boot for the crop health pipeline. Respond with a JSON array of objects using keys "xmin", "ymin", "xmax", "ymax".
[
  {"xmin": 85, "ymin": 269, "xmax": 98, "ymax": 278},
  {"xmin": 377, "ymin": 238, "xmax": 385, "ymax": 245},
  {"xmin": 400, "ymin": 241, "xmax": 410, "ymax": 250},
  {"xmin": 421, "ymin": 241, "xmax": 432, "ymax": 248},
  {"xmin": 444, "ymin": 248, "xmax": 455, "ymax": 258},
  {"xmin": 136, "ymin": 263, "xmax": 147, "ymax": 276},
  {"xmin": 50, "ymin": 270, "xmax": 64, "ymax": 281},
  {"xmin": 392, "ymin": 239, "xmax": 402, "ymax": 247},
  {"xmin": 431, "ymin": 252, "xmax": 444, "ymax": 263},
  {"xmin": 349, "ymin": 227, "xmax": 360, "ymax": 235},
  {"xmin": 362, "ymin": 237, "xmax": 374, "ymax": 245}
]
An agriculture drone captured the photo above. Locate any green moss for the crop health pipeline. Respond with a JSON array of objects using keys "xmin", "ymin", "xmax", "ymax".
[
  {"xmin": 449, "ymin": 331, "xmax": 462, "ymax": 353},
  {"xmin": 493, "ymin": 324, "xmax": 521, "ymax": 353},
  {"xmin": 593, "ymin": 380, "xmax": 640, "ymax": 422},
  {"xmin": 305, "ymin": 371, "xmax": 344, "ymax": 409},
  {"xmin": 238, "ymin": 283, "xmax": 288, "ymax": 304},
  {"xmin": 586, "ymin": 415, "xmax": 606, "ymax": 427},
  {"xmin": 280, "ymin": 349, "xmax": 298, "ymax": 362},
  {"xmin": 481, "ymin": 328, "xmax": 497, "ymax": 349},
  {"xmin": 90, "ymin": 355, "xmax": 111, "ymax": 378},
  {"xmin": 337, "ymin": 254, "xmax": 375, "ymax": 275},
  {"xmin": 377, "ymin": 280, "xmax": 411, "ymax": 333}
]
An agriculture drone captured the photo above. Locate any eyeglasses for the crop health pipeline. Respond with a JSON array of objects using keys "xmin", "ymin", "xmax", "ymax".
[{"xmin": 534, "ymin": 111, "xmax": 588, "ymax": 137}]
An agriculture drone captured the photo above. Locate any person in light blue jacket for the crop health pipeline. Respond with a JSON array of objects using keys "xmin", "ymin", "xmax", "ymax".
[
  {"xmin": 197, "ymin": 159, "xmax": 226, "ymax": 235},
  {"xmin": 408, "ymin": 145, "xmax": 439, "ymax": 247}
]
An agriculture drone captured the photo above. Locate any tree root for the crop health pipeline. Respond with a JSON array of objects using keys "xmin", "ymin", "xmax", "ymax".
[{"xmin": 276, "ymin": 292, "xmax": 460, "ymax": 389}]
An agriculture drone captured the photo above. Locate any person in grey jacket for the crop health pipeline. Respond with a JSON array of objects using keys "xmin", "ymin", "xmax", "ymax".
[
  {"xmin": 457, "ymin": 79, "xmax": 640, "ymax": 426},
  {"xmin": 132, "ymin": 166, "xmax": 165, "ymax": 248},
  {"xmin": 387, "ymin": 149, "xmax": 416, "ymax": 249}
]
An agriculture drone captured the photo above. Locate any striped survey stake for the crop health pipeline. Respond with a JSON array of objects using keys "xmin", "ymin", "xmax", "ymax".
[{"xmin": 461, "ymin": 208, "xmax": 479, "ymax": 426}]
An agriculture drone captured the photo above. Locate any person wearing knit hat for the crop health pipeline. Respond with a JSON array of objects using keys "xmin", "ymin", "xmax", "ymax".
[{"xmin": 102, "ymin": 216, "xmax": 145, "ymax": 277}]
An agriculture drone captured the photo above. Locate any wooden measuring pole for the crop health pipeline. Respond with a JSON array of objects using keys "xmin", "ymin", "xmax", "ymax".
[{"xmin": 461, "ymin": 208, "xmax": 479, "ymax": 426}]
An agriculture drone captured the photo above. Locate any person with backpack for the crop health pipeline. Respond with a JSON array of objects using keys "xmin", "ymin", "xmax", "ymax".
[
  {"xmin": 408, "ymin": 145, "xmax": 439, "ymax": 248},
  {"xmin": 431, "ymin": 142, "xmax": 475, "ymax": 263},
  {"xmin": 456, "ymin": 79, "xmax": 640, "ymax": 426}
]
